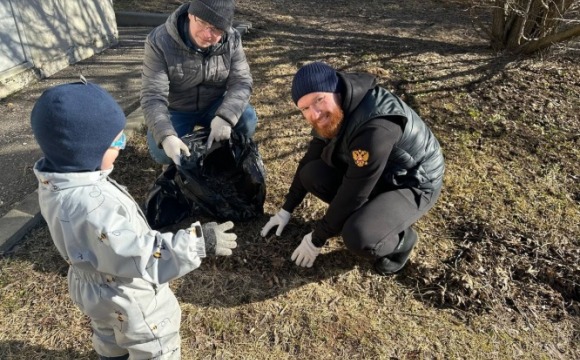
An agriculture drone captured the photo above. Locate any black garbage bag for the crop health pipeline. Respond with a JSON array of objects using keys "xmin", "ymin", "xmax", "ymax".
[
  {"xmin": 175, "ymin": 129, "xmax": 266, "ymax": 222},
  {"xmin": 144, "ymin": 164, "xmax": 193, "ymax": 229}
]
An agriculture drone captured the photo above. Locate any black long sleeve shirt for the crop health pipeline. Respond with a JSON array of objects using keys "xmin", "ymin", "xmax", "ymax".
[{"xmin": 282, "ymin": 118, "xmax": 402, "ymax": 246}]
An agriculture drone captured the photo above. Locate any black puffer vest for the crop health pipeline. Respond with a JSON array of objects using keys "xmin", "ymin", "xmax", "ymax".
[{"xmin": 321, "ymin": 73, "xmax": 445, "ymax": 192}]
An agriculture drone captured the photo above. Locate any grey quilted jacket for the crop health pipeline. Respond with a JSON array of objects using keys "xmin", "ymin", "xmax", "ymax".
[
  {"xmin": 140, "ymin": 3, "xmax": 253, "ymax": 146},
  {"xmin": 33, "ymin": 162, "xmax": 206, "ymax": 284}
]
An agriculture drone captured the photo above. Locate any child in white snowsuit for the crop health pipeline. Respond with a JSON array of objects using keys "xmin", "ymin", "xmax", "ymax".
[{"xmin": 31, "ymin": 81, "xmax": 237, "ymax": 360}]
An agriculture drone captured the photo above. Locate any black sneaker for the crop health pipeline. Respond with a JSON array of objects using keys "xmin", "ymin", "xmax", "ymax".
[{"xmin": 374, "ymin": 227, "xmax": 418, "ymax": 275}]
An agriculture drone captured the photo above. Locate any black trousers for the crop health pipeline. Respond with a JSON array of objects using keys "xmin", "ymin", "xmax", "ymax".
[{"xmin": 300, "ymin": 160, "xmax": 442, "ymax": 259}]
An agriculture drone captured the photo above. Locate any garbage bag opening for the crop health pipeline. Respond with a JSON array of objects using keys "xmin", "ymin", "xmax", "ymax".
[{"xmin": 144, "ymin": 129, "xmax": 266, "ymax": 228}]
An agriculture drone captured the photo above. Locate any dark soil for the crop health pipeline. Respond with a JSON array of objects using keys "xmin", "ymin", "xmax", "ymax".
[
  {"xmin": 114, "ymin": 0, "xmax": 580, "ymax": 318},
  {"xmin": 3, "ymin": 1, "xmax": 576, "ymax": 358}
]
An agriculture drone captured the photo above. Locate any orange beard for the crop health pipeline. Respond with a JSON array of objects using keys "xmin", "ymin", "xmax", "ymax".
[{"xmin": 313, "ymin": 107, "xmax": 344, "ymax": 139}]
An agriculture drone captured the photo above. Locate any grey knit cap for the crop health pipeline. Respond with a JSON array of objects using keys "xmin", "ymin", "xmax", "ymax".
[{"xmin": 188, "ymin": 0, "xmax": 235, "ymax": 32}]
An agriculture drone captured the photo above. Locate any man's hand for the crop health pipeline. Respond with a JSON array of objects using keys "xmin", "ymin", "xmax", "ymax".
[
  {"xmin": 161, "ymin": 135, "xmax": 190, "ymax": 166},
  {"xmin": 291, "ymin": 232, "xmax": 321, "ymax": 267},
  {"xmin": 207, "ymin": 116, "xmax": 232, "ymax": 149},
  {"xmin": 260, "ymin": 209, "xmax": 291, "ymax": 237},
  {"xmin": 201, "ymin": 221, "xmax": 238, "ymax": 256}
]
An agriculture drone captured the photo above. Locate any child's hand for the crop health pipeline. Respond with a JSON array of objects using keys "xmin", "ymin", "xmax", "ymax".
[{"xmin": 201, "ymin": 221, "xmax": 238, "ymax": 256}]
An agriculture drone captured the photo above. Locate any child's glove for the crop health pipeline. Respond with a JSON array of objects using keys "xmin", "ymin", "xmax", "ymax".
[
  {"xmin": 162, "ymin": 135, "xmax": 190, "ymax": 165},
  {"xmin": 291, "ymin": 232, "xmax": 321, "ymax": 268},
  {"xmin": 201, "ymin": 221, "xmax": 238, "ymax": 256},
  {"xmin": 260, "ymin": 209, "xmax": 291, "ymax": 237},
  {"xmin": 207, "ymin": 116, "xmax": 232, "ymax": 149}
]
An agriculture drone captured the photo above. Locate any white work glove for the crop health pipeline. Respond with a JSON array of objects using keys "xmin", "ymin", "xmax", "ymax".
[
  {"xmin": 260, "ymin": 209, "xmax": 291, "ymax": 237},
  {"xmin": 291, "ymin": 232, "xmax": 321, "ymax": 268},
  {"xmin": 161, "ymin": 135, "xmax": 190, "ymax": 166},
  {"xmin": 207, "ymin": 116, "xmax": 232, "ymax": 149},
  {"xmin": 201, "ymin": 221, "xmax": 238, "ymax": 256}
]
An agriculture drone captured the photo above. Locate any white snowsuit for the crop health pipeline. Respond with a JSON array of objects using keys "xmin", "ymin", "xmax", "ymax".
[{"xmin": 34, "ymin": 161, "xmax": 206, "ymax": 359}]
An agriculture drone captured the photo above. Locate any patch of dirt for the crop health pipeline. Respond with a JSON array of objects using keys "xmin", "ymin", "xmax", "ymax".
[
  {"xmin": 116, "ymin": 0, "xmax": 579, "ymax": 331},
  {"xmin": 3, "ymin": 0, "xmax": 578, "ymax": 358}
]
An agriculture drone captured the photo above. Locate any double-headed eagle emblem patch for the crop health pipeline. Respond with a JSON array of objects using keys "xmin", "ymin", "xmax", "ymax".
[{"xmin": 352, "ymin": 149, "xmax": 369, "ymax": 167}]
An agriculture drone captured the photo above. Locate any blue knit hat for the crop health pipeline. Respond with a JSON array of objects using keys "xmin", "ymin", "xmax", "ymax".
[
  {"xmin": 31, "ymin": 82, "xmax": 126, "ymax": 173},
  {"xmin": 291, "ymin": 62, "xmax": 342, "ymax": 104}
]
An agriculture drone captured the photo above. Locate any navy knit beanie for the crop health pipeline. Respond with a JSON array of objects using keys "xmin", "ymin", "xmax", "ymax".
[
  {"xmin": 291, "ymin": 62, "xmax": 341, "ymax": 104},
  {"xmin": 30, "ymin": 82, "xmax": 126, "ymax": 173},
  {"xmin": 188, "ymin": 0, "xmax": 235, "ymax": 32}
]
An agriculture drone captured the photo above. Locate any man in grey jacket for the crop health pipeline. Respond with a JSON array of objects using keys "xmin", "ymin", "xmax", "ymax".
[{"xmin": 141, "ymin": 0, "xmax": 256, "ymax": 166}]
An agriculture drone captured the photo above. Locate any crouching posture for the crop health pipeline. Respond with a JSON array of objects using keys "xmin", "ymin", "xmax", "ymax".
[
  {"xmin": 31, "ymin": 81, "xmax": 237, "ymax": 359},
  {"xmin": 261, "ymin": 62, "xmax": 445, "ymax": 275}
]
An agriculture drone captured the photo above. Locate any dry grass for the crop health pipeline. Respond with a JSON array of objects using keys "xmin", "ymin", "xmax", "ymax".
[{"xmin": 1, "ymin": 0, "xmax": 579, "ymax": 359}]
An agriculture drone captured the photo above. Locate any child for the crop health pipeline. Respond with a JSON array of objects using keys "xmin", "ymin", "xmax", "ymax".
[{"xmin": 31, "ymin": 80, "xmax": 237, "ymax": 360}]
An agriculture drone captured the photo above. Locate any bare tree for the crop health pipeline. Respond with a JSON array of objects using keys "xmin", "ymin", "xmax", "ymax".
[{"xmin": 471, "ymin": 0, "xmax": 580, "ymax": 54}]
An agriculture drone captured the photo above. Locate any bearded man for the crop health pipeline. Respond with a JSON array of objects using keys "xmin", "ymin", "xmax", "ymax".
[{"xmin": 261, "ymin": 62, "xmax": 445, "ymax": 275}]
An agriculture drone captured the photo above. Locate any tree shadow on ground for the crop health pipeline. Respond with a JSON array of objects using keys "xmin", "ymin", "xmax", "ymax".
[
  {"xmin": 12, "ymin": 210, "xmax": 577, "ymax": 321},
  {"xmin": 0, "ymin": 340, "xmax": 94, "ymax": 360},
  {"xmin": 7, "ymin": 211, "xmax": 356, "ymax": 310},
  {"xmin": 392, "ymin": 215, "xmax": 579, "ymax": 321},
  {"xmin": 173, "ymin": 214, "xmax": 359, "ymax": 308}
]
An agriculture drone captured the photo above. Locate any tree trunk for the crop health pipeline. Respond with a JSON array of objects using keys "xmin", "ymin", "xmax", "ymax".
[
  {"xmin": 486, "ymin": 0, "xmax": 580, "ymax": 54},
  {"xmin": 516, "ymin": 24, "xmax": 580, "ymax": 53},
  {"xmin": 491, "ymin": 0, "xmax": 508, "ymax": 51}
]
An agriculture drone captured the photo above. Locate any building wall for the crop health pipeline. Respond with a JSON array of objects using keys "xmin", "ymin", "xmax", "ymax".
[{"xmin": 0, "ymin": 0, "xmax": 118, "ymax": 99}]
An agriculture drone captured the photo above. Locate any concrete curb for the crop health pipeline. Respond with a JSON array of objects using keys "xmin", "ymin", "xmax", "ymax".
[
  {"xmin": 115, "ymin": 11, "xmax": 168, "ymax": 27},
  {"xmin": 0, "ymin": 191, "xmax": 42, "ymax": 254},
  {"xmin": 0, "ymin": 108, "xmax": 145, "ymax": 254},
  {"xmin": 115, "ymin": 11, "xmax": 252, "ymax": 35},
  {"xmin": 126, "ymin": 107, "xmax": 145, "ymax": 135}
]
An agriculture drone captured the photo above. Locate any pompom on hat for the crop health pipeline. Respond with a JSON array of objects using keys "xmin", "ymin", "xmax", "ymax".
[
  {"xmin": 188, "ymin": 0, "xmax": 235, "ymax": 32},
  {"xmin": 291, "ymin": 62, "xmax": 342, "ymax": 104},
  {"xmin": 30, "ymin": 81, "xmax": 126, "ymax": 173}
]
